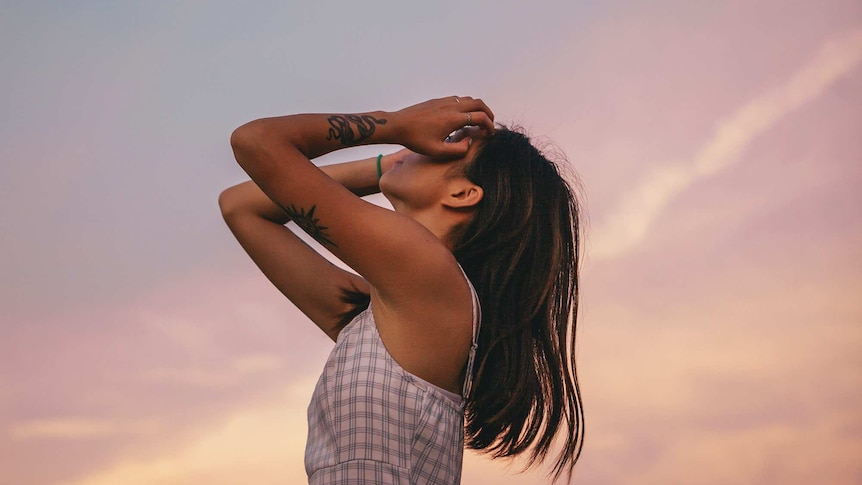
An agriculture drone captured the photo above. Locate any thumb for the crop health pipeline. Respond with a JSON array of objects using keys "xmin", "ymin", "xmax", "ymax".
[{"xmin": 435, "ymin": 137, "xmax": 471, "ymax": 158}]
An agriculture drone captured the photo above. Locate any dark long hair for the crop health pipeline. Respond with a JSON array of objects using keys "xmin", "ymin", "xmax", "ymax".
[
  {"xmin": 338, "ymin": 127, "xmax": 585, "ymax": 481},
  {"xmin": 454, "ymin": 127, "xmax": 584, "ymax": 481}
]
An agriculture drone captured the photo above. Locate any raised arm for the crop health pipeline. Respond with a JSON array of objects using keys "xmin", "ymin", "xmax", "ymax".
[
  {"xmin": 219, "ymin": 153, "xmax": 401, "ymax": 339},
  {"xmin": 227, "ymin": 98, "xmax": 493, "ymax": 300},
  {"xmin": 220, "ymin": 152, "xmax": 402, "ymax": 223}
]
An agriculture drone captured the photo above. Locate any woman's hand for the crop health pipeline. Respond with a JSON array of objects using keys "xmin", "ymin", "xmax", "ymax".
[{"xmin": 390, "ymin": 96, "xmax": 495, "ymax": 159}]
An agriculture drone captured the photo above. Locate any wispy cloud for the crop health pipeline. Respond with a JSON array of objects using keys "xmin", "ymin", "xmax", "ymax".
[
  {"xmin": 143, "ymin": 353, "xmax": 286, "ymax": 389},
  {"xmin": 591, "ymin": 28, "xmax": 862, "ymax": 261},
  {"xmin": 54, "ymin": 382, "xmax": 316, "ymax": 485},
  {"xmin": 9, "ymin": 418, "xmax": 160, "ymax": 440}
]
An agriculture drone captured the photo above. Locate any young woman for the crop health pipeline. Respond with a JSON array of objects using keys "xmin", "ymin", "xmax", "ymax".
[{"xmin": 220, "ymin": 96, "xmax": 584, "ymax": 484}]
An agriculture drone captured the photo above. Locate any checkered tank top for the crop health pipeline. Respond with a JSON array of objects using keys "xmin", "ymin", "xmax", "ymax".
[{"xmin": 305, "ymin": 266, "xmax": 481, "ymax": 484}]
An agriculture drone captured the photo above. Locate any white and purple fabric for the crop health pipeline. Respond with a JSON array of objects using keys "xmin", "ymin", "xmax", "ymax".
[{"xmin": 305, "ymin": 267, "xmax": 481, "ymax": 485}]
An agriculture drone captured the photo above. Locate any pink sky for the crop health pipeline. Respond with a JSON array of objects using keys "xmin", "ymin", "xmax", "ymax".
[{"xmin": 2, "ymin": 1, "xmax": 860, "ymax": 484}]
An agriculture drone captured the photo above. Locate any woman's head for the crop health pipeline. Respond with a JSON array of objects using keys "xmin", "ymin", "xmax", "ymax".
[
  {"xmin": 453, "ymin": 126, "xmax": 585, "ymax": 482},
  {"xmin": 379, "ymin": 136, "xmax": 485, "ymax": 247}
]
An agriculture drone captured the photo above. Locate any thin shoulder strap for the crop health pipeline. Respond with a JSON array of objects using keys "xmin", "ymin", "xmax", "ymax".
[{"xmin": 457, "ymin": 264, "xmax": 482, "ymax": 400}]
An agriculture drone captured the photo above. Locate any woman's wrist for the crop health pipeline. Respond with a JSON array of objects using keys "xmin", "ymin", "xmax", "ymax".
[
  {"xmin": 316, "ymin": 110, "xmax": 390, "ymax": 147},
  {"xmin": 367, "ymin": 110, "xmax": 399, "ymax": 145}
]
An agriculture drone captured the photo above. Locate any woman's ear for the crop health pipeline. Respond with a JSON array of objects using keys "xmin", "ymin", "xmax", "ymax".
[{"xmin": 443, "ymin": 181, "xmax": 483, "ymax": 210}]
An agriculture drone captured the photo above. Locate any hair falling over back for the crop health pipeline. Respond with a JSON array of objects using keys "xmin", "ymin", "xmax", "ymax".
[{"xmin": 454, "ymin": 126, "xmax": 584, "ymax": 481}]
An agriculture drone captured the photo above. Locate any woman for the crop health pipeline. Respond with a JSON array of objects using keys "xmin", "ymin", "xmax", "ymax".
[{"xmin": 220, "ymin": 96, "xmax": 584, "ymax": 484}]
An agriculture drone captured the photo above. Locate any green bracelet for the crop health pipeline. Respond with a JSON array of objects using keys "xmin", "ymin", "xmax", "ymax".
[{"xmin": 376, "ymin": 154, "xmax": 383, "ymax": 180}]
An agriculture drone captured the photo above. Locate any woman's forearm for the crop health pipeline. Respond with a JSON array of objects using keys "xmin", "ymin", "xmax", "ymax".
[
  {"xmin": 219, "ymin": 153, "xmax": 397, "ymax": 224},
  {"xmin": 232, "ymin": 111, "xmax": 397, "ymax": 161},
  {"xmin": 321, "ymin": 153, "xmax": 398, "ymax": 197}
]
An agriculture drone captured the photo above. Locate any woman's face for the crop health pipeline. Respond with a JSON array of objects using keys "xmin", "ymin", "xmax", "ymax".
[{"xmin": 380, "ymin": 128, "xmax": 482, "ymax": 213}]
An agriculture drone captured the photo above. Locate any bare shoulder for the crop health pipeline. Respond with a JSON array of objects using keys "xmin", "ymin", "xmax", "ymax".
[{"xmin": 372, "ymin": 254, "xmax": 476, "ymax": 394}]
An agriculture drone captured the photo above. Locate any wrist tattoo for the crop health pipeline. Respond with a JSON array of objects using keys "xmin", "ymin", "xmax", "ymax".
[
  {"xmin": 326, "ymin": 114, "xmax": 387, "ymax": 146},
  {"xmin": 280, "ymin": 203, "xmax": 337, "ymax": 247}
]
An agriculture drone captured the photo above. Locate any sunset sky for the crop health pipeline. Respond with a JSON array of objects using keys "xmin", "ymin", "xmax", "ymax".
[{"xmin": 2, "ymin": 1, "xmax": 861, "ymax": 484}]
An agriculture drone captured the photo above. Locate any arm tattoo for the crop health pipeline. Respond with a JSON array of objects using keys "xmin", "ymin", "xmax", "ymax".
[
  {"xmin": 326, "ymin": 114, "xmax": 387, "ymax": 146},
  {"xmin": 279, "ymin": 203, "xmax": 337, "ymax": 247}
]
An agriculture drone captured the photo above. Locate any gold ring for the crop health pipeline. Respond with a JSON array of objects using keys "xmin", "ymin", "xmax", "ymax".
[
  {"xmin": 466, "ymin": 112, "xmax": 473, "ymax": 126},
  {"xmin": 454, "ymin": 96, "xmax": 461, "ymax": 103}
]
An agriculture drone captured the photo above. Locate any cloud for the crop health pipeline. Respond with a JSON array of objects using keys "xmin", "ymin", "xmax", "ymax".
[
  {"xmin": 572, "ymin": 236, "xmax": 862, "ymax": 485},
  {"xmin": 613, "ymin": 416, "xmax": 862, "ymax": 485},
  {"xmin": 143, "ymin": 353, "xmax": 286, "ymax": 389},
  {"xmin": 9, "ymin": 418, "xmax": 160, "ymax": 440},
  {"xmin": 591, "ymin": 28, "xmax": 862, "ymax": 261},
  {"xmin": 53, "ymin": 381, "xmax": 316, "ymax": 485}
]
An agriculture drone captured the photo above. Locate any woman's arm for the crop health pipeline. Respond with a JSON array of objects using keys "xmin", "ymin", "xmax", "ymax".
[
  {"xmin": 232, "ymin": 98, "xmax": 493, "ymax": 165},
  {"xmin": 220, "ymin": 152, "xmax": 401, "ymax": 224},
  {"xmin": 219, "ymin": 153, "xmax": 401, "ymax": 339},
  {"xmin": 228, "ymin": 98, "xmax": 492, "ymax": 301}
]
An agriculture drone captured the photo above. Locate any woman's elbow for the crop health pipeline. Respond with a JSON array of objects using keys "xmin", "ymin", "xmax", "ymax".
[
  {"xmin": 230, "ymin": 120, "xmax": 265, "ymax": 153},
  {"xmin": 218, "ymin": 187, "xmax": 242, "ymax": 222}
]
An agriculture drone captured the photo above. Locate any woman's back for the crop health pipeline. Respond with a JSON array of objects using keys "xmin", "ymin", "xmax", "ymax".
[{"xmin": 306, "ymin": 267, "xmax": 481, "ymax": 484}]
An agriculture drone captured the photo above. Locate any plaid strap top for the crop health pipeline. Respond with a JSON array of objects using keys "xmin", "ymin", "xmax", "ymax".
[{"xmin": 305, "ymin": 266, "xmax": 482, "ymax": 484}]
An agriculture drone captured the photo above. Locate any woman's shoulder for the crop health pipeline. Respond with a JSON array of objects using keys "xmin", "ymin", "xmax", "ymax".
[{"xmin": 370, "ymin": 256, "xmax": 476, "ymax": 395}]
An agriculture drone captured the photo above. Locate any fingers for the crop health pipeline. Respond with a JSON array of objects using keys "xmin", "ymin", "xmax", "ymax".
[
  {"xmin": 468, "ymin": 98, "xmax": 495, "ymax": 123},
  {"xmin": 400, "ymin": 96, "xmax": 494, "ymax": 157},
  {"xmin": 434, "ymin": 137, "xmax": 472, "ymax": 158},
  {"xmin": 464, "ymin": 110, "xmax": 494, "ymax": 134},
  {"xmin": 445, "ymin": 128, "xmax": 470, "ymax": 144},
  {"xmin": 446, "ymin": 96, "xmax": 494, "ymax": 137},
  {"xmin": 450, "ymin": 96, "xmax": 495, "ymax": 123}
]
